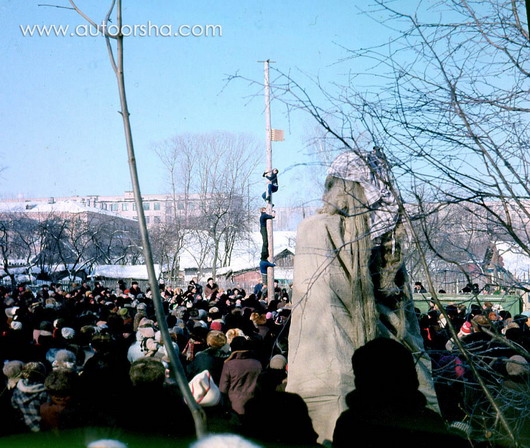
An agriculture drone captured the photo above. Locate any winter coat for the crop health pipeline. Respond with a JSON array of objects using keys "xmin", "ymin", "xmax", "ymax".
[
  {"xmin": 11, "ymin": 380, "xmax": 48, "ymax": 432},
  {"xmin": 204, "ymin": 283, "xmax": 219, "ymax": 299},
  {"xmin": 186, "ymin": 347, "xmax": 229, "ymax": 385},
  {"xmin": 333, "ymin": 389, "xmax": 469, "ymax": 448},
  {"xmin": 219, "ymin": 350, "xmax": 262, "ymax": 415}
]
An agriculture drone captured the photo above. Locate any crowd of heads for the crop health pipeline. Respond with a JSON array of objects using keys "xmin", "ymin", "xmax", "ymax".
[
  {"xmin": 0, "ymin": 277, "xmax": 310, "ymax": 445},
  {"xmin": 2, "ymin": 276, "xmax": 529, "ymax": 445},
  {"xmin": 417, "ymin": 299, "xmax": 530, "ymax": 443}
]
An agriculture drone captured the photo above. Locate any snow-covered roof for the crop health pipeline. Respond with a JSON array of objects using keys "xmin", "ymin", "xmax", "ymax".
[
  {"xmin": 0, "ymin": 200, "xmax": 134, "ymax": 221},
  {"xmin": 91, "ymin": 264, "xmax": 161, "ymax": 280}
]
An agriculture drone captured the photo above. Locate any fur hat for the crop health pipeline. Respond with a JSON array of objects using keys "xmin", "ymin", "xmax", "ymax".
[
  {"xmin": 21, "ymin": 361, "xmax": 47, "ymax": 382},
  {"xmin": 3, "ymin": 360, "xmax": 24, "ymax": 389},
  {"xmin": 226, "ymin": 328, "xmax": 245, "ymax": 345},
  {"xmin": 136, "ymin": 303, "xmax": 147, "ymax": 311},
  {"xmin": 129, "ymin": 358, "xmax": 165, "ymax": 386},
  {"xmin": 269, "ymin": 354, "xmax": 287, "ymax": 370},
  {"xmin": 206, "ymin": 330, "xmax": 227, "ymax": 348},
  {"xmin": 250, "ymin": 312, "xmax": 267, "ymax": 326},
  {"xmin": 52, "ymin": 349, "xmax": 77, "ymax": 371},
  {"xmin": 194, "ymin": 320, "xmax": 208, "ymax": 329},
  {"xmin": 189, "ymin": 434, "xmax": 261, "ymax": 448},
  {"xmin": 471, "ymin": 315, "xmax": 491, "ymax": 330},
  {"xmin": 506, "ymin": 355, "xmax": 529, "ymax": 377}
]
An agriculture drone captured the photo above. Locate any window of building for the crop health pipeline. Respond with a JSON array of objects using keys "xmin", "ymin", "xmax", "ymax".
[
  {"xmin": 110, "ymin": 203, "xmax": 119, "ymax": 211},
  {"xmin": 154, "ymin": 202, "xmax": 161, "ymax": 211},
  {"xmin": 133, "ymin": 204, "xmax": 136, "ymax": 211},
  {"xmin": 177, "ymin": 202, "xmax": 185, "ymax": 210},
  {"xmin": 143, "ymin": 203, "xmax": 150, "ymax": 211},
  {"xmin": 122, "ymin": 203, "xmax": 128, "ymax": 211},
  {"xmin": 154, "ymin": 216, "xmax": 161, "ymax": 224},
  {"xmin": 101, "ymin": 203, "xmax": 108, "ymax": 210}
]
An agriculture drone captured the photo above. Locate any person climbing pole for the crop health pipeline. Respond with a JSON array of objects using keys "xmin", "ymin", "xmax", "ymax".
[
  {"xmin": 262, "ymin": 168, "xmax": 279, "ymax": 202},
  {"xmin": 259, "ymin": 207, "xmax": 275, "ymax": 260}
]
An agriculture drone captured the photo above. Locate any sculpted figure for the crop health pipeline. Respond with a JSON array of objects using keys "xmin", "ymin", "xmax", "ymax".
[{"xmin": 286, "ymin": 149, "xmax": 438, "ymax": 445}]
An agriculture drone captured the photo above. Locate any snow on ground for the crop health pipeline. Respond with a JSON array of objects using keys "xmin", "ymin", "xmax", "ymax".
[{"xmin": 179, "ymin": 231, "xmax": 296, "ymax": 272}]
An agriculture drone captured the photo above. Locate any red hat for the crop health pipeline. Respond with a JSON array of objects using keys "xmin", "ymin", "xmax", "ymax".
[
  {"xmin": 459, "ymin": 322, "xmax": 472, "ymax": 335},
  {"xmin": 210, "ymin": 321, "xmax": 223, "ymax": 331}
]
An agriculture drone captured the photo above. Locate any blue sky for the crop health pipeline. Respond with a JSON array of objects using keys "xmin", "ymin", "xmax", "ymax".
[{"xmin": 0, "ymin": 0, "xmax": 390, "ymax": 207}]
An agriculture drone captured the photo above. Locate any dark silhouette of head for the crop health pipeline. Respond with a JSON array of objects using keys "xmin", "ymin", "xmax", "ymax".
[{"xmin": 352, "ymin": 338, "xmax": 420, "ymax": 405}]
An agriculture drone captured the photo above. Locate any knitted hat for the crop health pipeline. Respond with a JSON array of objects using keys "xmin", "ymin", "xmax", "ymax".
[
  {"xmin": 458, "ymin": 321, "xmax": 473, "ymax": 337},
  {"xmin": 210, "ymin": 320, "xmax": 223, "ymax": 331},
  {"xmin": 11, "ymin": 321, "xmax": 23, "ymax": 330},
  {"xmin": 61, "ymin": 327, "xmax": 75, "ymax": 340}
]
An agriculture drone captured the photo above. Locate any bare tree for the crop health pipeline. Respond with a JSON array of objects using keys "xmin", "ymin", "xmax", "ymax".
[
  {"xmin": 155, "ymin": 131, "xmax": 261, "ymax": 278},
  {"xmin": 242, "ymin": 0, "xmax": 529, "ymax": 443},
  {"xmin": 43, "ymin": 0, "xmax": 206, "ymax": 436},
  {"xmin": 0, "ymin": 214, "xmax": 41, "ymax": 289},
  {"xmin": 150, "ymin": 220, "xmax": 186, "ymax": 284}
]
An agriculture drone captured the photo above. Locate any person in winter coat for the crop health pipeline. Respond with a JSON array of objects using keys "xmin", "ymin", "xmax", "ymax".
[
  {"xmin": 119, "ymin": 357, "xmax": 194, "ymax": 437},
  {"xmin": 262, "ymin": 169, "xmax": 279, "ymax": 202},
  {"xmin": 219, "ymin": 336, "xmax": 262, "ymax": 416},
  {"xmin": 187, "ymin": 330, "xmax": 229, "ymax": 385},
  {"xmin": 40, "ymin": 369, "xmax": 80, "ymax": 431},
  {"xmin": 259, "ymin": 208, "xmax": 275, "ymax": 260},
  {"xmin": 204, "ymin": 278, "xmax": 219, "ymax": 300},
  {"xmin": 333, "ymin": 338, "xmax": 469, "ymax": 448},
  {"xmin": 11, "ymin": 362, "xmax": 49, "ymax": 432}
]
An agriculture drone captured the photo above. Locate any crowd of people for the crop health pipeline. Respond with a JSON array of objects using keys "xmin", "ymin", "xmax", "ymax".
[
  {"xmin": 417, "ymin": 299, "xmax": 530, "ymax": 444},
  {"xmin": 0, "ymin": 278, "xmax": 315, "ymax": 445},
  {"xmin": 1, "ymin": 276, "xmax": 529, "ymax": 446}
]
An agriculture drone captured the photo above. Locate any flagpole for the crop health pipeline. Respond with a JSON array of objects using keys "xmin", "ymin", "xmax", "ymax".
[{"xmin": 263, "ymin": 59, "xmax": 274, "ymax": 300}]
